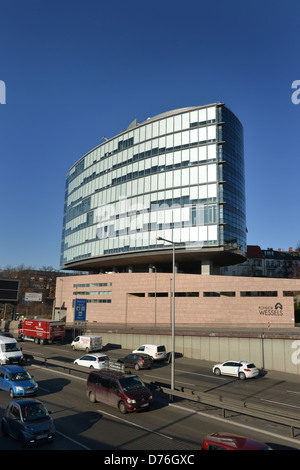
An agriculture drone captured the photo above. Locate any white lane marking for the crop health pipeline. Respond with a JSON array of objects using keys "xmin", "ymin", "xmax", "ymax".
[
  {"xmin": 260, "ymin": 398, "xmax": 300, "ymax": 409},
  {"xmin": 144, "ymin": 374, "xmax": 195, "ymax": 387},
  {"xmin": 56, "ymin": 431, "xmax": 91, "ymax": 450},
  {"xmin": 38, "ymin": 386, "xmax": 51, "ymax": 392},
  {"xmin": 31, "ymin": 364, "xmax": 87, "ymax": 381},
  {"xmin": 176, "ymin": 368, "xmax": 227, "ymax": 380},
  {"xmin": 97, "ymin": 409, "xmax": 173, "ymax": 440}
]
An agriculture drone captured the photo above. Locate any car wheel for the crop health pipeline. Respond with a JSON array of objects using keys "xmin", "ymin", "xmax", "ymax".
[
  {"xmin": 134, "ymin": 363, "xmax": 140, "ymax": 371},
  {"xmin": 118, "ymin": 401, "xmax": 127, "ymax": 414},
  {"xmin": 214, "ymin": 368, "xmax": 221, "ymax": 376},
  {"xmin": 239, "ymin": 372, "xmax": 246, "ymax": 380},
  {"xmin": 89, "ymin": 392, "xmax": 96, "ymax": 403},
  {"xmin": 9, "ymin": 388, "xmax": 14, "ymax": 398}
]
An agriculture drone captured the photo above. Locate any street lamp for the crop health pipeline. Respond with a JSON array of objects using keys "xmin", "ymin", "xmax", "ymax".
[
  {"xmin": 157, "ymin": 236, "xmax": 176, "ymax": 392},
  {"xmin": 152, "ymin": 265, "xmax": 157, "ymax": 327}
]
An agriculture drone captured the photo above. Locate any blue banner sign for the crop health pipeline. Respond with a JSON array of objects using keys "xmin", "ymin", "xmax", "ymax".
[{"xmin": 74, "ymin": 298, "xmax": 87, "ymax": 323}]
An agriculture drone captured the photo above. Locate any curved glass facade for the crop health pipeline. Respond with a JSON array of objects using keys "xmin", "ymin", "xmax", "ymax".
[{"xmin": 60, "ymin": 104, "xmax": 246, "ymax": 272}]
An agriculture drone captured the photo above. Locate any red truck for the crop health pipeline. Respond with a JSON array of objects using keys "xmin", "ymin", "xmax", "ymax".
[{"xmin": 18, "ymin": 319, "xmax": 66, "ymax": 345}]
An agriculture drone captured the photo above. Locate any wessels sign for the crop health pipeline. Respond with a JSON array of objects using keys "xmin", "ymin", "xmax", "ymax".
[{"xmin": 259, "ymin": 303, "xmax": 283, "ymax": 316}]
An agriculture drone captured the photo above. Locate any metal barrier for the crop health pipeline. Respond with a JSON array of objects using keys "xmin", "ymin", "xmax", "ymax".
[
  {"xmin": 158, "ymin": 385, "xmax": 300, "ymax": 438},
  {"xmin": 24, "ymin": 353, "xmax": 89, "ymax": 376}
]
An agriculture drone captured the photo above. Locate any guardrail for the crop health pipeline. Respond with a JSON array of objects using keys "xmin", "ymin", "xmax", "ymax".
[
  {"xmin": 24, "ymin": 353, "xmax": 90, "ymax": 377},
  {"xmin": 158, "ymin": 385, "xmax": 300, "ymax": 439},
  {"xmin": 24, "ymin": 353, "xmax": 300, "ymax": 439}
]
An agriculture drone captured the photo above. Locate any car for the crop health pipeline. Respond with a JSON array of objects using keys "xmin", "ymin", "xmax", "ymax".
[
  {"xmin": 132, "ymin": 344, "xmax": 167, "ymax": 361},
  {"xmin": 86, "ymin": 367, "xmax": 153, "ymax": 413},
  {"xmin": 213, "ymin": 360, "xmax": 259, "ymax": 379},
  {"xmin": 0, "ymin": 332, "xmax": 14, "ymax": 338},
  {"xmin": 0, "ymin": 365, "xmax": 38, "ymax": 397},
  {"xmin": 201, "ymin": 432, "xmax": 273, "ymax": 450},
  {"xmin": 74, "ymin": 352, "xmax": 109, "ymax": 369},
  {"xmin": 117, "ymin": 353, "xmax": 153, "ymax": 370},
  {"xmin": 1, "ymin": 398, "xmax": 55, "ymax": 446}
]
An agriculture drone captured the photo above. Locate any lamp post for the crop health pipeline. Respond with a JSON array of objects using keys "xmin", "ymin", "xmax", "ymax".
[
  {"xmin": 59, "ymin": 278, "xmax": 63, "ymax": 321},
  {"xmin": 152, "ymin": 265, "xmax": 157, "ymax": 327},
  {"xmin": 157, "ymin": 236, "xmax": 176, "ymax": 392}
]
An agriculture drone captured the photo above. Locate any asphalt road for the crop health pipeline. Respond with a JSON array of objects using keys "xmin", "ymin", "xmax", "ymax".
[{"xmin": 1, "ymin": 340, "xmax": 300, "ymax": 452}]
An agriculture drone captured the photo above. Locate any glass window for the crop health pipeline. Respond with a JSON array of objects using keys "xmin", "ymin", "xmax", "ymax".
[{"xmin": 166, "ymin": 117, "xmax": 174, "ymax": 133}]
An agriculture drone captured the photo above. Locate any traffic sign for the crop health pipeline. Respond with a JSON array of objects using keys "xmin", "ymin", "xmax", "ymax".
[{"xmin": 74, "ymin": 298, "xmax": 87, "ymax": 323}]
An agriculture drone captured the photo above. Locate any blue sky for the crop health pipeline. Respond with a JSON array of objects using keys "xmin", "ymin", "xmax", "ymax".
[{"xmin": 1, "ymin": 0, "xmax": 300, "ymax": 270}]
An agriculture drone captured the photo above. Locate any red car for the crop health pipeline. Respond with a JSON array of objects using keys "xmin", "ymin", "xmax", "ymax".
[{"xmin": 202, "ymin": 432, "xmax": 272, "ymax": 450}]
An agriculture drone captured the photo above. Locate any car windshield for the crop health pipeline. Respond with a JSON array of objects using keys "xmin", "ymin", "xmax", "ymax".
[
  {"xmin": 9, "ymin": 371, "xmax": 31, "ymax": 381},
  {"xmin": 20, "ymin": 402, "xmax": 49, "ymax": 422},
  {"xmin": 119, "ymin": 376, "xmax": 145, "ymax": 391},
  {"xmin": 3, "ymin": 342, "xmax": 21, "ymax": 352},
  {"xmin": 246, "ymin": 363, "xmax": 256, "ymax": 368}
]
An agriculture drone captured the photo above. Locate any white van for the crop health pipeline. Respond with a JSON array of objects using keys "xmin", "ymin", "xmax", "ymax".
[
  {"xmin": 0, "ymin": 336, "xmax": 23, "ymax": 365},
  {"xmin": 71, "ymin": 335, "xmax": 103, "ymax": 352},
  {"xmin": 132, "ymin": 344, "xmax": 167, "ymax": 361}
]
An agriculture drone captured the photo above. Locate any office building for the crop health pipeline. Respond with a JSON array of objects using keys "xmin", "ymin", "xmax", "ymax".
[{"xmin": 60, "ymin": 103, "xmax": 246, "ymax": 275}]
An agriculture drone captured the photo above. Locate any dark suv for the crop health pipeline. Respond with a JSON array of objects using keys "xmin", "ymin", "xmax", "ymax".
[
  {"xmin": 117, "ymin": 353, "xmax": 153, "ymax": 370},
  {"xmin": 86, "ymin": 367, "xmax": 153, "ymax": 413}
]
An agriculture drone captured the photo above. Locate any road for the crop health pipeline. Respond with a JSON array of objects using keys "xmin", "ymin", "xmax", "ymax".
[{"xmin": 1, "ymin": 340, "xmax": 300, "ymax": 451}]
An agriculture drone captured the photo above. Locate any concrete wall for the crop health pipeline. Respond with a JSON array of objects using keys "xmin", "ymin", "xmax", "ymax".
[
  {"xmin": 4, "ymin": 319, "xmax": 300, "ymax": 375},
  {"xmin": 97, "ymin": 330, "xmax": 300, "ymax": 375}
]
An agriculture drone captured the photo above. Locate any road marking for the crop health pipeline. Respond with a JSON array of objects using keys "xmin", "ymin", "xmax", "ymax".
[
  {"xmin": 144, "ymin": 368, "xmax": 226, "ymax": 385},
  {"xmin": 176, "ymin": 368, "xmax": 227, "ymax": 380},
  {"xmin": 38, "ymin": 386, "xmax": 51, "ymax": 392},
  {"xmin": 56, "ymin": 431, "xmax": 91, "ymax": 450},
  {"xmin": 260, "ymin": 398, "xmax": 300, "ymax": 410},
  {"xmin": 97, "ymin": 409, "xmax": 173, "ymax": 440},
  {"xmin": 144, "ymin": 374, "xmax": 195, "ymax": 387},
  {"xmin": 31, "ymin": 364, "xmax": 86, "ymax": 381}
]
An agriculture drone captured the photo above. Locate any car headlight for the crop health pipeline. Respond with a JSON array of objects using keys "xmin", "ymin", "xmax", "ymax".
[
  {"xmin": 127, "ymin": 399, "xmax": 136, "ymax": 404},
  {"xmin": 34, "ymin": 383, "xmax": 38, "ymax": 389},
  {"xmin": 15, "ymin": 386, "xmax": 23, "ymax": 392}
]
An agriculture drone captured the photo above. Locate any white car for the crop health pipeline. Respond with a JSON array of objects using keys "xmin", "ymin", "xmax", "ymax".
[
  {"xmin": 213, "ymin": 360, "xmax": 259, "ymax": 380},
  {"xmin": 74, "ymin": 353, "xmax": 109, "ymax": 369},
  {"xmin": 132, "ymin": 344, "xmax": 167, "ymax": 361}
]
